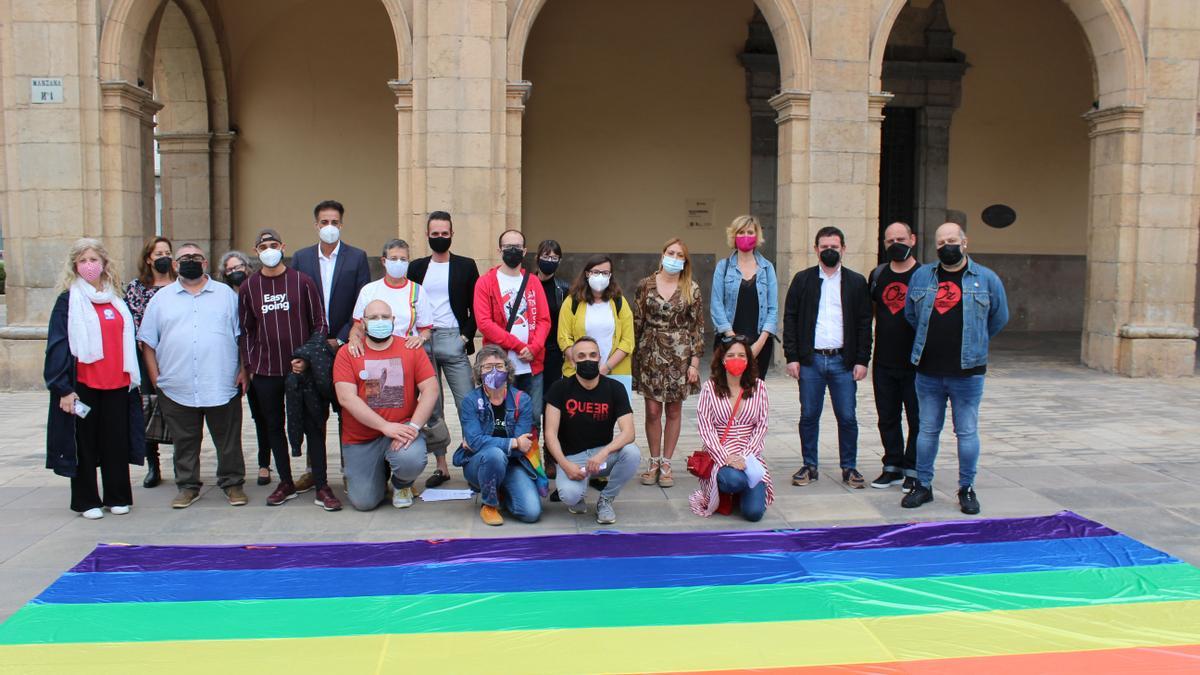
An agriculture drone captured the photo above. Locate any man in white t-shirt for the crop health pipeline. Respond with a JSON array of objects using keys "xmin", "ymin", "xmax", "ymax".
[
  {"xmin": 405, "ymin": 211, "xmax": 480, "ymax": 487},
  {"xmin": 347, "ymin": 239, "xmax": 432, "ymax": 351},
  {"xmin": 473, "ymin": 229, "xmax": 552, "ymax": 430}
]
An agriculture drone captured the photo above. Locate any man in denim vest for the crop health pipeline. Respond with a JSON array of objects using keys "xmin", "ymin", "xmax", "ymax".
[{"xmin": 901, "ymin": 222, "xmax": 1008, "ymax": 514}]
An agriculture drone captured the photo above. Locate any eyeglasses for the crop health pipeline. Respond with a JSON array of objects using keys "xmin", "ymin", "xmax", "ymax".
[
  {"xmin": 480, "ymin": 363, "xmax": 505, "ymax": 373},
  {"xmin": 539, "ymin": 255, "xmax": 561, "ymax": 263},
  {"xmin": 225, "ymin": 264, "xmax": 247, "ymax": 273},
  {"xmin": 587, "ymin": 271, "xmax": 612, "ymax": 278},
  {"xmin": 719, "ymin": 334, "xmax": 750, "ymax": 345},
  {"xmin": 501, "ymin": 245, "xmax": 524, "ymax": 253},
  {"xmin": 177, "ymin": 254, "xmax": 205, "ymax": 263}
]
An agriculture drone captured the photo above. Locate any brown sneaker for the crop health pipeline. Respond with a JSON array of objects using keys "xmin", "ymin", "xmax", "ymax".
[
  {"xmin": 314, "ymin": 486, "xmax": 343, "ymax": 512},
  {"xmin": 791, "ymin": 465, "xmax": 818, "ymax": 486},
  {"xmin": 293, "ymin": 472, "xmax": 315, "ymax": 494},
  {"xmin": 266, "ymin": 481, "xmax": 298, "ymax": 506},
  {"xmin": 480, "ymin": 505, "xmax": 504, "ymax": 526},
  {"xmin": 224, "ymin": 485, "xmax": 248, "ymax": 506},
  {"xmin": 171, "ymin": 488, "xmax": 200, "ymax": 509},
  {"xmin": 842, "ymin": 468, "xmax": 866, "ymax": 489}
]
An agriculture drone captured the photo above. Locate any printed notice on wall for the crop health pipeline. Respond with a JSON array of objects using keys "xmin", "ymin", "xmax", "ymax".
[
  {"xmin": 686, "ymin": 198, "xmax": 713, "ymax": 228},
  {"xmin": 31, "ymin": 78, "xmax": 64, "ymax": 104}
]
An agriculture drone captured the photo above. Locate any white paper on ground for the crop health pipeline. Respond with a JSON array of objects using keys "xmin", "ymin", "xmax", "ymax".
[
  {"xmin": 744, "ymin": 455, "xmax": 765, "ymax": 488},
  {"xmin": 419, "ymin": 488, "xmax": 475, "ymax": 502}
]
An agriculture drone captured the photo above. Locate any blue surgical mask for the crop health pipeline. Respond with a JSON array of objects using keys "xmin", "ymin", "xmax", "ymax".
[
  {"xmin": 661, "ymin": 256, "xmax": 684, "ymax": 274},
  {"xmin": 365, "ymin": 319, "xmax": 394, "ymax": 341}
]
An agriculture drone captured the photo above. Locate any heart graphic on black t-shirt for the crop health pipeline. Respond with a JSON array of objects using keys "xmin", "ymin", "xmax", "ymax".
[
  {"xmin": 881, "ymin": 282, "xmax": 907, "ymax": 315},
  {"xmin": 934, "ymin": 281, "xmax": 962, "ymax": 314}
]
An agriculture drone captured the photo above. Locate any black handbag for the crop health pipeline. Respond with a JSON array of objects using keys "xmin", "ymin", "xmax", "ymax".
[{"xmin": 143, "ymin": 393, "xmax": 173, "ymax": 445}]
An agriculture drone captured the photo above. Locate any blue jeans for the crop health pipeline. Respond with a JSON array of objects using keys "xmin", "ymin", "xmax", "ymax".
[
  {"xmin": 512, "ymin": 372, "xmax": 544, "ymax": 431},
  {"xmin": 462, "ymin": 446, "xmax": 542, "ymax": 523},
  {"xmin": 915, "ymin": 373, "xmax": 985, "ymax": 488},
  {"xmin": 798, "ymin": 354, "xmax": 858, "ymax": 470},
  {"xmin": 716, "ymin": 466, "xmax": 767, "ymax": 522}
]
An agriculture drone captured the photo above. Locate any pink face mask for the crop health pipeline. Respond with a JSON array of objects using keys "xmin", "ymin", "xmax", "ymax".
[
  {"xmin": 77, "ymin": 260, "xmax": 103, "ymax": 283},
  {"xmin": 735, "ymin": 235, "xmax": 757, "ymax": 252}
]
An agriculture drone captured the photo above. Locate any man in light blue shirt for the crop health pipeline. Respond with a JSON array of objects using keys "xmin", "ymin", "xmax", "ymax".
[{"xmin": 139, "ymin": 242, "xmax": 248, "ymax": 509}]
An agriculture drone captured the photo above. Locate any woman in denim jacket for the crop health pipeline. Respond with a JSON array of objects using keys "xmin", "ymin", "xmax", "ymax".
[{"xmin": 711, "ymin": 216, "xmax": 779, "ymax": 378}]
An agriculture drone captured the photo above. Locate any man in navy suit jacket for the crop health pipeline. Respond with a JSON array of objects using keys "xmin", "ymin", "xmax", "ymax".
[{"xmin": 292, "ymin": 200, "xmax": 372, "ymax": 349}]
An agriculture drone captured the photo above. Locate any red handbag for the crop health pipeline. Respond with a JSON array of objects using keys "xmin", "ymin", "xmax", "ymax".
[{"xmin": 685, "ymin": 389, "xmax": 745, "ymax": 478}]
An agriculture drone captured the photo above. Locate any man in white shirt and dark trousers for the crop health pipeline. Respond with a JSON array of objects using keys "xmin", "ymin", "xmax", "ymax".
[
  {"xmin": 405, "ymin": 211, "xmax": 481, "ymax": 487},
  {"xmin": 783, "ymin": 226, "xmax": 873, "ymax": 489},
  {"xmin": 138, "ymin": 243, "xmax": 248, "ymax": 509}
]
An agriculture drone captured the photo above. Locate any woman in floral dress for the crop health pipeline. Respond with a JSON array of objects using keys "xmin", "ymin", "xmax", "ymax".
[{"xmin": 633, "ymin": 238, "xmax": 704, "ymax": 488}]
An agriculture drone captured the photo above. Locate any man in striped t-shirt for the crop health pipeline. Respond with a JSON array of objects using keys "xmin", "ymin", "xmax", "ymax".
[{"xmin": 239, "ymin": 228, "xmax": 330, "ymax": 508}]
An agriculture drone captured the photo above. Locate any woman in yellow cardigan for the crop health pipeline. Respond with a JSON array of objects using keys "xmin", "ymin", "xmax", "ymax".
[{"xmin": 557, "ymin": 255, "xmax": 636, "ymax": 403}]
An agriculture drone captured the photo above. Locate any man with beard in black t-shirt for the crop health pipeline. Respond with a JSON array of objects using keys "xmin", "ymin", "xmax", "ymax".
[
  {"xmin": 868, "ymin": 222, "xmax": 920, "ymax": 490},
  {"xmin": 544, "ymin": 336, "xmax": 641, "ymax": 525}
]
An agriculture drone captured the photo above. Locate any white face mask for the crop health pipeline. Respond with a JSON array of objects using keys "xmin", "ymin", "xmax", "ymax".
[
  {"xmin": 258, "ymin": 248, "xmax": 283, "ymax": 268},
  {"xmin": 384, "ymin": 259, "xmax": 409, "ymax": 279},
  {"xmin": 319, "ymin": 225, "xmax": 341, "ymax": 245},
  {"xmin": 588, "ymin": 274, "xmax": 610, "ymax": 293}
]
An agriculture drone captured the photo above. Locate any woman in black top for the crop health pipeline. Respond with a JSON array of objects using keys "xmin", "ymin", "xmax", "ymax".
[{"xmin": 535, "ymin": 240, "xmax": 569, "ymax": 481}]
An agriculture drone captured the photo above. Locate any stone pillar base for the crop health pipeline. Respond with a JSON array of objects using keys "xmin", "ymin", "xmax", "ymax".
[
  {"xmin": 1084, "ymin": 326, "xmax": 1198, "ymax": 377},
  {"xmin": 0, "ymin": 327, "xmax": 50, "ymax": 391}
]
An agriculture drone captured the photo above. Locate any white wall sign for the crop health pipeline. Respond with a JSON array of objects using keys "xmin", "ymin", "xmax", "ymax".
[
  {"xmin": 686, "ymin": 198, "xmax": 714, "ymax": 229},
  {"xmin": 31, "ymin": 78, "xmax": 64, "ymax": 104}
]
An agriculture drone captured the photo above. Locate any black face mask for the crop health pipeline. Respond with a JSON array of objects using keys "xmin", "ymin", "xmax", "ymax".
[
  {"xmin": 152, "ymin": 257, "xmax": 173, "ymax": 274},
  {"xmin": 886, "ymin": 243, "xmax": 912, "ymax": 263},
  {"xmin": 819, "ymin": 248, "xmax": 841, "ymax": 267},
  {"xmin": 937, "ymin": 244, "xmax": 964, "ymax": 267},
  {"xmin": 178, "ymin": 260, "xmax": 204, "ymax": 280},
  {"xmin": 226, "ymin": 270, "xmax": 247, "ymax": 287},
  {"xmin": 428, "ymin": 236, "xmax": 452, "ymax": 254},
  {"xmin": 501, "ymin": 247, "xmax": 525, "ymax": 269},
  {"xmin": 537, "ymin": 258, "xmax": 560, "ymax": 276},
  {"xmin": 366, "ymin": 331, "xmax": 392, "ymax": 344},
  {"xmin": 575, "ymin": 359, "xmax": 601, "ymax": 380}
]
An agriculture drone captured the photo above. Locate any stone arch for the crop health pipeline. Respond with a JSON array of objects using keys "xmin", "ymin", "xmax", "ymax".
[
  {"xmin": 869, "ymin": 0, "xmax": 1145, "ymax": 108},
  {"xmin": 507, "ymin": 0, "xmax": 811, "ymax": 92}
]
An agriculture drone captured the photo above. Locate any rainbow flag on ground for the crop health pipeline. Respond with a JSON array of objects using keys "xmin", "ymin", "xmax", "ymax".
[{"xmin": 1, "ymin": 511, "xmax": 1198, "ymax": 673}]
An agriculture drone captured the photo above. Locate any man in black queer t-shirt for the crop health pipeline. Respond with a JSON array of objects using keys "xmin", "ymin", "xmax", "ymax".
[
  {"xmin": 544, "ymin": 336, "xmax": 641, "ymax": 525},
  {"xmin": 868, "ymin": 222, "xmax": 921, "ymax": 490}
]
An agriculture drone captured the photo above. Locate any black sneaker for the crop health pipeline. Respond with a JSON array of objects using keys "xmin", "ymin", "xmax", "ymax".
[
  {"xmin": 902, "ymin": 476, "xmax": 916, "ymax": 491},
  {"xmin": 870, "ymin": 471, "xmax": 904, "ymax": 489},
  {"xmin": 958, "ymin": 486, "xmax": 980, "ymax": 515},
  {"xmin": 901, "ymin": 484, "xmax": 934, "ymax": 509},
  {"xmin": 549, "ymin": 489, "xmax": 561, "ymax": 502},
  {"xmin": 791, "ymin": 465, "xmax": 818, "ymax": 486}
]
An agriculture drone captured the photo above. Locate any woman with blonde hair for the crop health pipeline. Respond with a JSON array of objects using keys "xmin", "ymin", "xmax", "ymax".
[
  {"xmin": 632, "ymin": 238, "xmax": 704, "ymax": 487},
  {"xmin": 44, "ymin": 238, "xmax": 145, "ymax": 520},
  {"xmin": 711, "ymin": 215, "xmax": 778, "ymax": 378},
  {"xmin": 125, "ymin": 236, "xmax": 175, "ymax": 488}
]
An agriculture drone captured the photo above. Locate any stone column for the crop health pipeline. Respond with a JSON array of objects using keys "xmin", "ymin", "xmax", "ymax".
[
  {"xmin": 389, "ymin": 79, "xmax": 417, "ymax": 244},
  {"xmin": 210, "ymin": 131, "xmax": 236, "ymax": 256},
  {"xmin": 917, "ymin": 104, "xmax": 954, "ymax": 259},
  {"xmin": 155, "ymin": 131, "xmax": 213, "ymax": 254},
  {"xmin": 505, "ymin": 81, "xmax": 532, "ymax": 232},
  {"xmin": 99, "ymin": 81, "xmax": 161, "ymax": 271}
]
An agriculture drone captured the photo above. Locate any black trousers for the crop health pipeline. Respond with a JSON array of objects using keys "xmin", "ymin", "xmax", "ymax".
[
  {"xmin": 71, "ymin": 383, "xmax": 133, "ymax": 511},
  {"xmin": 298, "ymin": 400, "xmax": 330, "ymax": 489},
  {"xmin": 872, "ymin": 365, "xmax": 919, "ymax": 476},
  {"xmin": 250, "ymin": 375, "xmax": 292, "ymax": 484},
  {"xmin": 246, "ymin": 383, "xmax": 272, "ymax": 470}
]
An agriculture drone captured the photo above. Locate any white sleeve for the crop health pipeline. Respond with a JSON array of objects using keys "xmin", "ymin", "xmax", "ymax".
[
  {"xmin": 414, "ymin": 283, "xmax": 433, "ymax": 329},
  {"xmin": 351, "ymin": 284, "xmax": 371, "ymax": 321}
]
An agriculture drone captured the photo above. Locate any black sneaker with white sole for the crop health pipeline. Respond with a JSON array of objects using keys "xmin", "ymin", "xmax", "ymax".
[
  {"xmin": 870, "ymin": 471, "xmax": 904, "ymax": 489},
  {"xmin": 957, "ymin": 486, "xmax": 980, "ymax": 515},
  {"xmin": 901, "ymin": 484, "xmax": 933, "ymax": 509},
  {"xmin": 902, "ymin": 476, "xmax": 916, "ymax": 491}
]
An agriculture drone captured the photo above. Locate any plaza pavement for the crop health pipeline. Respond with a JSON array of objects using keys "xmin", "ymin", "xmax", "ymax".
[{"xmin": 1, "ymin": 331, "xmax": 1199, "ymax": 622}]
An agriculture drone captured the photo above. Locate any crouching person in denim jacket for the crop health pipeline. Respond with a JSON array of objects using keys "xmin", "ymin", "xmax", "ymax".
[
  {"xmin": 902, "ymin": 223, "xmax": 1008, "ymax": 515},
  {"xmin": 454, "ymin": 345, "xmax": 547, "ymax": 526}
]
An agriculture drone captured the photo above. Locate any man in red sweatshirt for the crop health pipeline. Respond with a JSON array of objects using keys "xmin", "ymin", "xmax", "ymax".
[{"xmin": 473, "ymin": 229, "xmax": 551, "ymax": 431}]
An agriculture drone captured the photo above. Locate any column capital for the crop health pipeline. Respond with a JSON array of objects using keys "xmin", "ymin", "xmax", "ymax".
[
  {"xmin": 388, "ymin": 79, "xmax": 413, "ymax": 112},
  {"xmin": 868, "ymin": 92, "xmax": 895, "ymax": 122},
  {"xmin": 768, "ymin": 89, "xmax": 811, "ymax": 125},
  {"xmin": 100, "ymin": 80, "xmax": 162, "ymax": 121},
  {"xmin": 506, "ymin": 81, "xmax": 533, "ymax": 113},
  {"xmin": 211, "ymin": 131, "xmax": 237, "ymax": 154},
  {"xmin": 1085, "ymin": 105, "xmax": 1144, "ymax": 138},
  {"xmin": 155, "ymin": 131, "xmax": 213, "ymax": 154}
]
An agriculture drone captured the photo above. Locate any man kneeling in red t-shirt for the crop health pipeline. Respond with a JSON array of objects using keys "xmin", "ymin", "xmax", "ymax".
[{"xmin": 334, "ymin": 300, "xmax": 440, "ymax": 510}]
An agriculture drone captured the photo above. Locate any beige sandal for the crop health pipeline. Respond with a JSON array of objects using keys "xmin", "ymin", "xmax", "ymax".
[
  {"xmin": 640, "ymin": 457, "xmax": 661, "ymax": 485},
  {"xmin": 657, "ymin": 459, "xmax": 675, "ymax": 488}
]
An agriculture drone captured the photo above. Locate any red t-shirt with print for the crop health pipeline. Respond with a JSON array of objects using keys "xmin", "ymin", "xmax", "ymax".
[{"xmin": 332, "ymin": 340, "xmax": 436, "ymax": 445}]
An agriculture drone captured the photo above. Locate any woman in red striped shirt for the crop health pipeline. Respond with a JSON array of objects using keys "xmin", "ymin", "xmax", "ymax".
[{"xmin": 689, "ymin": 336, "xmax": 773, "ymax": 520}]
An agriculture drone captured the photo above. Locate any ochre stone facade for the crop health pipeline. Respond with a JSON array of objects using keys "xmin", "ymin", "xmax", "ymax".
[{"xmin": 1, "ymin": 0, "xmax": 1198, "ymax": 388}]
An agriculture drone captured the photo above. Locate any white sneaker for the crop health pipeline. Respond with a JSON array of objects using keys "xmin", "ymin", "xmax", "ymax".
[
  {"xmin": 392, "ymin": 487, "xmax": 414, "ymax": 509},
  {"xmin": 81, "ymin": 508, "xmax": 104, "ymax": 520},
  {"xmin": 108, "ymin": 505, "xmax": 131, "ymax": 515}
]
